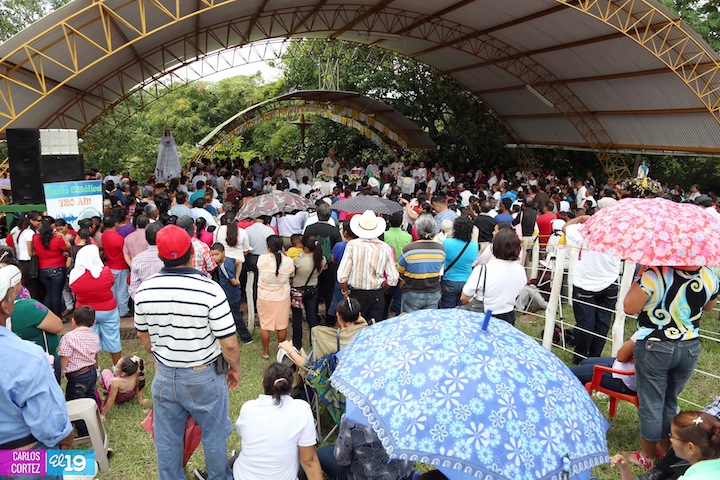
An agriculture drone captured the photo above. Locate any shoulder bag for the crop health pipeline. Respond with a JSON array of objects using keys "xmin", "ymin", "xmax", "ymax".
[
  {"xmin": 443, "ymin": 240, "xmax": 471, "ymax": 276},
  {"xmin": 458, "ymin": 264, "xmax": 486, "ymax": 313}
]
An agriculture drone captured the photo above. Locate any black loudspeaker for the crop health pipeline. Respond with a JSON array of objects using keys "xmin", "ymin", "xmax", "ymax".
[
  {"xmin": 7, "ymin": 128, "xmax": 43, "ymax": 204},
  {"xmin": 40, "ymin": 154, "xmax": 85, "ymax": 184}
]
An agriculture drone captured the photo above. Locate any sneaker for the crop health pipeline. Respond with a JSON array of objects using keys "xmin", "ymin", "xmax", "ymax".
[
  {"xmin": 193, "ymin": 469, "xmax": 208, "ymax": 480},
  {"xmin": 243, "ymin": 338, "xmax": 253, "ymax": 345}
]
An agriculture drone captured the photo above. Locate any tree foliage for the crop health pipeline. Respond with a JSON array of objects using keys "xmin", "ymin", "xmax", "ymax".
[
  {"xmin": 277, "ymin": 40, "xmax": 514, "ymax": 170},
  {"xmin": 0, "ymin": 0, "xmax": 69, "ymax": 42},
  {"xmin": 82, "ymin": 74, "xmax": 282, "ymax": 179},
  {"xmin": 659, "ymin": 0, "xmax": 720, "ymax": 51}
]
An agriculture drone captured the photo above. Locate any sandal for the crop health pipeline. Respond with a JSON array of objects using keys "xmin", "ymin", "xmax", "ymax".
[
  {"xmin": 625, "ymin": 451, "xmax": 654, "ymax": 469},
  {"xmin": 261, "ymin": 354, "xmax": 270, "ymax": 360}
]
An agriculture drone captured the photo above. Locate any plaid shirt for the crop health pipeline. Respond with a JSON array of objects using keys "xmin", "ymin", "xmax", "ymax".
[
  {"xmin": 58, "ymin": 326, "xmax": 99, "ymax": 373},
  {"xmin": 337, "ymin": 238, "xmax": 399, "ymax": 290},
  {"xmin": 129, "ymin": 245, "xmax": 164, "ymax": 300},
  {"xmin": 704, "ymin": 395, "xmax": 720, "ymax": 420},
  {"xmin": 191, "ymin": 238, "xmax": 217, "ymax": 275}
]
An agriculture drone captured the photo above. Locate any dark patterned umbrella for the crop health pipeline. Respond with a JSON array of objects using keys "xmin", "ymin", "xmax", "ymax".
[
  {"xmin": 333, "ymin": 196, "xmax": 403, "ymax": 215},
  {"xmin": 235, "ymin": 191, "xmax": 313, "ymax": 219}
]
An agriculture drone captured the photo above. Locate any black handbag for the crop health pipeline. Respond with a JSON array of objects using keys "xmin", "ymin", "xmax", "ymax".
[
  {"xmin": 458, "ymin": 264, "xmax": 485, "ymax": 313},
  {"xmin": 302, "ymin": 266, "xmax": 318, "ymax": 301},
  {"xmin": 29, "ymin": 256, "xmax": 39, "ymax": 279}
]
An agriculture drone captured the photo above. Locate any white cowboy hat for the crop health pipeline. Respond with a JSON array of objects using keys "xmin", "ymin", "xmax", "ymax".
[
  {"xmin": 350, "ymin": 210, "xmax": 386, "ymax": 239},
  {"xmin": 368, "ymin": 177, "xmax": 380, "ymax": 189},
  {"xmin": 401, "ymin": 177, "xmax": 412, "ymax": 186}
]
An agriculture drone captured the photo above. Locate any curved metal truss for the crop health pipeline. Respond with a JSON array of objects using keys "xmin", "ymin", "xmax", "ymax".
[
  {"xmin": 1, "ymin": 1, "xmax": 719, "ymax": 180},
  {"xmin": 197, "ymin": 107, "xmax": 395, "ymax": 163},
  {"xmin": 68, "ymin": 39, "xmax": 291, "ymax": 144},
  {"xmin": 79, "ymin": 39, "xmax": 392, "ymax": 147}
]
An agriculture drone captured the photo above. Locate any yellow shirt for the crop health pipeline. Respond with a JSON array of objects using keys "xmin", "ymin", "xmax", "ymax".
[{"xmin": 287, "ymin": 247, "xmax": 303, "ymax": 260}]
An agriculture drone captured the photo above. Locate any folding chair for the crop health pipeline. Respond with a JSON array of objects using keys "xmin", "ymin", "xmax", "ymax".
[{"xmin": 305, "ymin": 321, "xmax": 370, "ymax": 442}]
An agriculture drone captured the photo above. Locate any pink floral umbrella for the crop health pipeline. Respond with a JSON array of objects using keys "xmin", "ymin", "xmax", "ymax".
[{"xmin": 579, "ymin": 197, "xmax": 720, "ymax": 266}]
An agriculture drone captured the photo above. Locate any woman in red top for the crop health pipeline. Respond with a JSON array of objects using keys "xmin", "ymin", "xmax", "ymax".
[
  {"xmin": 32, "ymin": 217, "xmax": 70, "ymax": 316},
  {"xmin": 69, "ymin": 244, "xmax": 123, "ymax": 364}
]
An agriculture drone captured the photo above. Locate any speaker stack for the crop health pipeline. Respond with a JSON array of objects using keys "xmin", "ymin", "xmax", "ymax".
[{"xmin": 6, "ymin": 128, "xmax": 85, "ymax": 204}]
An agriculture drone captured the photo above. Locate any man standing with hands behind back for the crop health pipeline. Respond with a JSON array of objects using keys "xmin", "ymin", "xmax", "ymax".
[{"xmin": 135, "ymin": 225, "xmax": 240, "ymax": 480}]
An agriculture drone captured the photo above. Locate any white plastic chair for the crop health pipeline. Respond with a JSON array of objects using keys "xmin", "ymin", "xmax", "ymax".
[{"xmin": 66, "ymin": 398, "xmax": 110, "ymax": 473}]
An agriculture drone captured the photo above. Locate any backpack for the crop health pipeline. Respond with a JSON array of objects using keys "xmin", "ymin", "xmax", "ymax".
[{"xmin": 317, "ymin": 235, "xmax": 333, "ymax": 263}]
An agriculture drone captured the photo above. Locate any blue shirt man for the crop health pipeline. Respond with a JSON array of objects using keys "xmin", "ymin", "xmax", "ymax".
[{"xmin": 0, "ymin": 265, "xmax": 73, "ymax": 480}]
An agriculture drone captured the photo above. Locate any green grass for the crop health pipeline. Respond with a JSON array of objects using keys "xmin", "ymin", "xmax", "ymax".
[{"xmin": 86, "ymin": 307, "xmax": 720, "ymax": 480}]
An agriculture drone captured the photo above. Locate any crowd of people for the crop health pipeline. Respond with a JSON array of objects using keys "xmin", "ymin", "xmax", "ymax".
[{"xmin": 0, "ymin": 151, "xmax": 719, "ymax": 480}]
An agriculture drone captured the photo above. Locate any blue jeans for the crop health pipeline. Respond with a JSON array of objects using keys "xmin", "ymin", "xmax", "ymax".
[
  {"xmin": 634, "ymin": 339, "xmax": 701, "ymax": 441},
  {"xmin": 440, "ymin": 280, "xmax": 465, "ymax": 308},
  {"xmin": 39, "ymin": 267, "xmax": 66, "ymax": 317},
  {"xmin": 292, "ymin": 288, "xmax": 319, "ymax": 350},
  {"xmin": 317, "ymin": 445, "xmax": 347, "ymax": 480},
  {"xmin": 110, "ymin": 268, "xmax": 130, "ymax": 317},
  {"xmin": 327, "ymin": 281, "xmax": 343, "ymax": 319},
  {"xmin": 572, "ymin": 283, "xmax": 618, "ymax": 363},
  {"xmin": 383, "ymin": 284, "xmax": 402, "ymax": 319},
  {"xmin": 65, "ymin": 367, "xmax": 98, "ymax": 437},
  {"xmin": 0, "ymin": 441, "xmax": 62, "ymax": 480},
  {"xmin": 152, "ymin": 362, "xmax": 233, "ymax": 480},
  {"xmin": 229, "ymin": 303, "xmax": 252, "ymax": 343},
  {"xmin": 401, "ymin": 290, "xmax": 441, "ymax": 314},
  {"xmin": 569, "ymin": 357, "xmax": 634, "ymax": 394}
]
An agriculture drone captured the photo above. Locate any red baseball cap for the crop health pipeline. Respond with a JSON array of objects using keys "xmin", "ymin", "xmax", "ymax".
[{"xmin": 156, "ymin": 225, "xmax": 192, "ymax": 260}]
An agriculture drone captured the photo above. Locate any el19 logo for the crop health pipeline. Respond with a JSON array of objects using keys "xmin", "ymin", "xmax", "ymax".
[{"xmin": 45, "ymin": 450, "xmax": 95, "ymax": 476}]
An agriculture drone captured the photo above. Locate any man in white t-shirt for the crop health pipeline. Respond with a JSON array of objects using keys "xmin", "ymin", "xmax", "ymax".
[
  {"xmin": 389, "ymin": 156, "xmax": 404, "ymax": 176},
  {"xmin": 563, "ymin": 215, "xmax": 620, "ymax": 365},
  {"xmin": 458, "ymin": 184, "xmax": 473, "ymax": 207},
  {"xmin": 487, "ymin": 172, "xmax": 498, "ymax": 188},
  {"xmin": 413, "ymin": 162, "xmax": 427, "ymax": 185},
  {"xmin": 426, "ymin": 172, "xmax": 438, "ymax": 195},
  {"xmin": 575, "ymin": 179, "xmax": 587, "ymax": 209},
  {"xmin": 295, "ymin": 164, "xmax": 312, "ymax": 184}
]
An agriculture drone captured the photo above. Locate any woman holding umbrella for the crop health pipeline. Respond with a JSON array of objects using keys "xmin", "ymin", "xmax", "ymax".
[
  {"xmin": 575, "ymin": 197, "xmax": 720, "ymax": 469},
  {"xmin": 623, "ymin": 264, "xmax": 718, "ymax": 468}
]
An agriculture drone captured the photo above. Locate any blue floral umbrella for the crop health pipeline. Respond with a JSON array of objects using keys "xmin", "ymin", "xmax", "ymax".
[{"xmin": 330, "ymin": 309, "xmax": 609, "ymax": 480}]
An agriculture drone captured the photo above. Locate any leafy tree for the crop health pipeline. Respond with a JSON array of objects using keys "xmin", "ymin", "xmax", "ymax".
[
  {"xmin": 276, "ymin": 39, "xmax": 513, "ymax": 170},
  {"xmin": 659, "ymin": 0, "xmax": 720, "ymax": 51},
  {"xmin": 0, "ymin": 0, "xmax": 69, "ymax": 42},
  {"xmin": 82, "ymin": 75, "xmax": 283, "ymax": 179}
]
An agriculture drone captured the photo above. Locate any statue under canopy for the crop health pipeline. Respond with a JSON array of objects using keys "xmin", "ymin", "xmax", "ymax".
[{"xmin": 155, "ymin": 129, "xmax": 181, "ymax": 182}]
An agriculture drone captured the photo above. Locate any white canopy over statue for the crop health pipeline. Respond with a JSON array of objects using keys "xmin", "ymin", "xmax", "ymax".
[{"xmin": 155, "ymin": 130, "xmax": 181, "ymax": 182}]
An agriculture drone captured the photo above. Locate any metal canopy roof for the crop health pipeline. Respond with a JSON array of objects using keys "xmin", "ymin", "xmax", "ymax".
[
  {"xmin": 2, "ymin": 0, "xmax": 720, "ymax": 171},
  {"xmin": 198, "ymin": 90, "xmax": 437, "ymax": 151}
]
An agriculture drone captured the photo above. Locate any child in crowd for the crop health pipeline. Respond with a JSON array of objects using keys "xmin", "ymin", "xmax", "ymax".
[
  {"xmin": 195, "ymin": 217, "xmax": 214, "ymax": 247},
  {"xmin": 99, "ymin": 355, "xmax": 148, "ymax": 421},
  {"xmin": 286, "ymin": 234, "xmax": 303, "ymax": 260},
  {"xmin": 210, "ymin": 243, "xmax": 253, "ymax": 344},
  {"xmin": 58, "ymin": 306, "xmax": 100, "ymax": 436}
]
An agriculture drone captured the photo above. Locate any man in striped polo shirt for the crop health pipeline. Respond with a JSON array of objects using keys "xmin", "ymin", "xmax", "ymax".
[
  {"xmin": 397, "ymin": 213, "xmax": 446, "ymax": 313},
  {"xmin": 135, "ymin": 225, "xmax": 240, "ymax": 480}
]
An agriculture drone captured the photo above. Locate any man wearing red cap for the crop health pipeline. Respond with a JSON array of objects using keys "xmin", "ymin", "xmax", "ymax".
[{"xmin": 134, "ymin": 225, "xmax": 240, "ymax": 480}]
